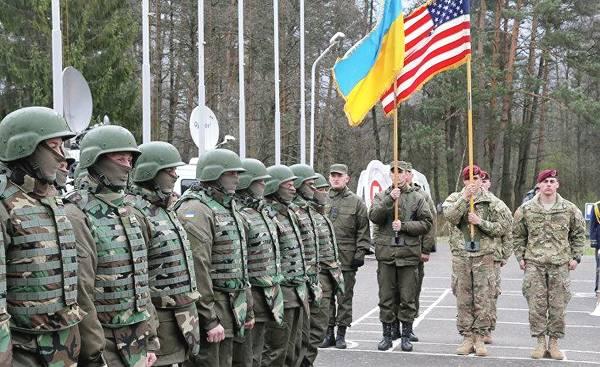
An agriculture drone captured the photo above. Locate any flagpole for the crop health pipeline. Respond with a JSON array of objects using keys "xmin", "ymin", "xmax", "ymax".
[
  {"xmin": 466, "ymin": 55, "xmax": 475, "ymax": 239},
  {"xmin": 392, "ymin": 82, "xmax": 400, "ymax": 244}
]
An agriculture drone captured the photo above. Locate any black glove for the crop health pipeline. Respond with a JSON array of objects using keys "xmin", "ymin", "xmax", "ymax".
[{"xmin": 350, "ymin": 257, "xmax": 365, "ymax": 269}]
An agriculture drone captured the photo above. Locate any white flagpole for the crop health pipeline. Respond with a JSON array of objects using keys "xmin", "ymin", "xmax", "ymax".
[
  {"xmin": 274, "ymin": 0, "xmax": 281, "ymax": 165},
  {"xmin": 51, "ymin": 0, "xmax": 63, "ymax": 115},
  {"xmin": 197, "ymin": 0, "xmax": 206, "ymax": 156},
  {"xmin": 299, "ymin": 0, "xmax": 306, "ymax": 164},
  {"xmin": 238, "ymin": 0, "xmax": 246, "ymax": 158},
  {"xmin": 142, "ymin": 0, "xmax": 151, "ymax": 143}
]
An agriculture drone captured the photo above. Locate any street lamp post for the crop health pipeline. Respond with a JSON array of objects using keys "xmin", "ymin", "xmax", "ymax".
[{"xmin": 309, "ymin": 32, "xmax": 345, "ymax": 167}]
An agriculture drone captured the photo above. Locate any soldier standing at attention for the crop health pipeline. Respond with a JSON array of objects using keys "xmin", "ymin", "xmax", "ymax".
[
  {"xmin": 513, "ymin": 169, "xmax": 586, "ymax": 360},
  {"xmin": 128, "ymin": 142, "xmax": 201, "ymax": 365},
  {"xmin": 232, "ymin": 158, "xmax": 284, "ymax": 367},
  {"xmin": 64, "ymin": 125, "xmax": 159, "ymax": 366},
  {"xmin": 321, "ymin": 164, "xmax": 370, "ymax": 349},
  {"xmin": 442, "ymin": 165, "xmax": 511, "ymax": 357},
  {"xmin": 590, "ymin": 201, "xmax": 600, "ymax": 298},
  {"xmin": 480, "ymin": 170, "xmax": 513, "ymax": 344},
  {"xmin": 261, "ymin": 165, "xmax": 308, "ymax": 367},
  {"xmin": 369, "ymin": 161, "xmax": 432, "ymax": 352},
  {"xmin": 0, "ymin": 107, "xmax": 85, "ymax": 366},
  {"xmin": 174, "ymin": 149, "xmax": 250, "ymax": 367}
]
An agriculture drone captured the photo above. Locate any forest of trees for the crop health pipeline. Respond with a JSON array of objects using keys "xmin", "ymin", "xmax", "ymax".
[{"xmin": 0, "ymin": 0, "xmax": 598, "ymax": 210}]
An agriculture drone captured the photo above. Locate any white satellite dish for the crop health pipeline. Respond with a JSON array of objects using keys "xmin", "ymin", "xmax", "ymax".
[
  {"xmin": 62, "ymin": 66, "xmax": 93, "ymax": 133},
  {"xmin": 189, "ymin": 105, "xmax": 219, "ymax": 151}
]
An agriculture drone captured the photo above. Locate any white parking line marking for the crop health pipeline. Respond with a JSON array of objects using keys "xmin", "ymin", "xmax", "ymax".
[
  {"xmin": 422, "ymin": 317, "xmax": 600, "ymax": 329},
  {"xmin": 433, "ymin": 305, "xmax": 593, "ymax": 314}
]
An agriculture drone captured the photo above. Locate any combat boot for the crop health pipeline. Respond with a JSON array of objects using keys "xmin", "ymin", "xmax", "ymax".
[
  {"xmin": 335, "ymin": 325, "xmax": 347, "ymax": 349},
  {"xmin": 473, "ymin": 334, "xmax": 488, "ymax": 357},
  {"xmin": 391, "ymin": 320, "xmax": 401, "ymax": 340},
  {"xmin": 319, "ymin": 326, "xmax": 336, "ymax": 348},
  {"xmin": 377, "ymin": 323, "xmax": 393, "ymax": 351},
  {"xmin": 530, "ymin": 336, "xmax": 547, "ymax": 359},
  {"xmin": 456, "ymin": 335, "xmax": 474, "ymax": 355},
  {"xmin": 400, "ymin": 322, "xmax": 414, "ymax": 352},
  {"xmin": 408, "ymin": 330, "xmax": 419, "ymax": 342},
  {"xmin": 548, "ymin": 337, "xmax": 564, "ymax": 360}
]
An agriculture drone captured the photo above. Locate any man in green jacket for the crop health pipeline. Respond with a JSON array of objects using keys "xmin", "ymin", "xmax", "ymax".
[
  {"xmin": 368, "ymin": 161, "xmax": 432, "ymax": 352},
  {"xmin": 321, "ymin": 164, "xmax": 371, "ymax": 349}
]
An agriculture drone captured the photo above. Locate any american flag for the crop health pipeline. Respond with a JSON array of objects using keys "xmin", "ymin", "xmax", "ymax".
[{"xmin": 381, "ymin": 0, "xmax": 471, "ymax": 113}]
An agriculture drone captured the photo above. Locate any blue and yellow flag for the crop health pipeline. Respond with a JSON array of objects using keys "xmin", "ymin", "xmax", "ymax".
[{"xmin": 333, "ymin": 0, "xmax": 404, "ymax": 126}]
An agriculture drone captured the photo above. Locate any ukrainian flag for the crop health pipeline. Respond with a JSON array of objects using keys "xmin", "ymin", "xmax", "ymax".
[{"xmin": 333, "ymin": 0, "xmax": 404, "ymax": 126}]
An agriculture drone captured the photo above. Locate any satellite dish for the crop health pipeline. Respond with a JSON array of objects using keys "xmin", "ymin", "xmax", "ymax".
[
  {"xmin": 189, "ymin": 105, "xmax": 219, "ymax": 152},
  {"xmin": 63, "ymin": 67, "xmax": 93, "ymax": 133}
]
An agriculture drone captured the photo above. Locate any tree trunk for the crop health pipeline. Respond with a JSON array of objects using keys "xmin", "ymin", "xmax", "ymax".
[
  {"xmin": 474, "ymin": 0, "xmax": 487, "ymax": 164},
  {"xmin": 445, "ymin": 107, "xmax": 459, "ymax": 197},
  {"xmin": 486, "ymin": 0, "xmax": 504, "ymax": 176},
  {"xmin": 533, "ymin": 54, "xmax": 550, "ymax": 179}
]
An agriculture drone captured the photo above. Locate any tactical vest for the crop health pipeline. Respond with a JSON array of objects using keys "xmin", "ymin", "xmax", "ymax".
[
  {"xmin": 0, "ymin": 177, "xmax": 82, "ymax": 330},
  {"xmin": 460, "ymin": 200, "xmax": 491, "ymax": 242},
  {"xmin": 311, "ymin": 208, "xmax": 339, "ymax": 267},
  {"xmin": 0, "ymin": 219, "xmax": 6, "ymax": 318},
  {"xmin": 238, "ymin": 205, "xmax": 281, "ymax": 285},
  {"xmin": 66, "ymin": 190, "xmax": 150, "ymax": 326},
  {"xmin": 293, "ymin": 202, "xmax": 319, "ymax": 276},
  {"xmin": 269, "ymin": 202, "xmax": 306, "ymax": 286},
  {"xmin": 175, "ymin": 189, "xmax": 247, "ymax": 290},
  {"xmin": 129, "ymin": 195, "xmax": 199, "ymax": 308}
]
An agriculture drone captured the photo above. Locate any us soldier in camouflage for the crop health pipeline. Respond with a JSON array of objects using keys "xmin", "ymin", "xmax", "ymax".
[
  {"xmin": 128, "ymin": 142, "xmax": 201, "ymax": 366},
  {"xmin": 513, "ymin": 169, "xmax": 586, "ymax": 360},
  {"xmin": 64, "ymin": 125, "xmax": 159, "ymax": 367},
  {"xmin": 304, "ymin": 173, "xmax": 344, "ymax": 366},
  {"xmin": 232, "ymin": 158, "xmax": 284, "ymax": 367},
  {"xmin": 442, "ymin": 165, "xmax": 511, "ymax": 357},
  {"xmin": 261, "ymin": 165, "xmax": 308, "ymax": 367},
  {"xmin": 174, "ymin": 149, "xmax": 250, "ymax": 367},
  {"xmin": 369, "ymin": 161, "xmax": 432, "ymax": 352},
  {"xmin": 321, "ymin": 164, "xmax": 370, "ymax": 349},
  {"xmin": 0, "ymin": 107, "xmax": 86, "ymax": 366},
  {"xmin": 480, "ymin": 170, "xmax": 513, "ymax": 344}
]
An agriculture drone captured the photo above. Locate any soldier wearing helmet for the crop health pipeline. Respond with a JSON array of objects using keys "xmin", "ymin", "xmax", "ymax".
[
  {"xmin": 64, "ymin": 125, "xmax": 159, "ymax": 366},
  {"xmin": 0, "ymin": 107, "xmax": 85, "ymax": 366},
  {"xmin": 174, "ymin": 149, "xmax": 249, "ymax": 367}
]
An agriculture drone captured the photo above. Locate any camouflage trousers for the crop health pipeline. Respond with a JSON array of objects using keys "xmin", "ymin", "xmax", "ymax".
[
  {"xmin": 328, "ymin": 270, "xmax": 356, "ymax": 327},
  {"xmin": 451, "ymin": 254, "xmax": 495, "ymax": 337},
  {"xmin": 522, "ymin": 262, "xmax": 571, "ymax": 338},
  {"xmin": 104, "ymin": 322, "xmax": 151, "ymax": 367},
  {"xmin": 394, "ymin": 261, "xmax": 424, "ymax": 320},
  {"xmin": 378, "ymin": 262, "xmax": 418, "ymax": 323},
  {"xmin": 12, "ymin": 326, "xmax": 80, "ymax": 367},
  {"xmin": 304, "ymin": 271, "xmax": 335, "ymax": 365},
  {"xmin": 0, "ymin": 321, "xmax": 11, "ymax": 366},
  {"xmin": 155, "ymin": 304, "xmax": 201, "ymax": 366},
  {"xmin": 490, "ymin": 261, "xmax": 503, "ymax": 331},
  {"xmin": 262, "ymin": 305, "xmax": 304, "ymax": 367}
]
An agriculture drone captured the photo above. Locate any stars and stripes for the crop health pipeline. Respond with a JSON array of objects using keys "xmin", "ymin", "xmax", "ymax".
[{"xmin": 381, "ymin": 0, "xmax": 471, "ymax": 113}]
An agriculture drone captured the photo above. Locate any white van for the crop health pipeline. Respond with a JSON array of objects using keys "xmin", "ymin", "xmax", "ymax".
[{"xmin": 175, "ymin": 158, "xmax": 199, "ymax": 195}]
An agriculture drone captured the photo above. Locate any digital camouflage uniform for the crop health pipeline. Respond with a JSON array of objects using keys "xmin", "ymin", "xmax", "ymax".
[
  {"xmin": 128, "ymin": 142, "xmax": 201, "ymax": 366},
  {"xmin": 174, "ymin": 149, "xmax": 250, "ymax": 367},
  {"xmin": 442, "ymin": 188, "xmax": 511, "ymax": 346},
  {"xmin": 326, "ymin": 175, "xmax": 371, "ymax": 335},
  {"xmin": 262, "ymin": 165, "xmax": 308, "ymax": 367},
  {"xmin": 0, "ymin": 220, "xmax": 10, "ymax": 366},
  {"xmin": 64, "ymin": 126, "xmax": 159, "ymax": 367},
  {"xmin": 369, "ymin": 183, "xmax": 432, "ymax": 351},
  {"xmin": 490, "ymin": 193, "xmax": 513, "ymax": 333},
  {"xmin": 232, "ymin": 159, "xmax": 284, "ymax": 367},
  {"xmin": 304, "ymin": 173, "xmax": 344, "ymax": 366},
  {"xmin": 0, "ymin": 107, "xmax": 86, "ymax": 367},
  {"xmin": 513, "ymin": 194, "xmax": 586, "ymax": 339}
]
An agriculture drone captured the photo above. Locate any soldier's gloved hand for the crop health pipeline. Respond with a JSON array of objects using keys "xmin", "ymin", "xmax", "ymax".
[
  {"xmin": 207, "ymin": 324, "xmax": 226, "ymax": 343},
  {"xmin": 351, "ymin": 257, "xmax": 365, "ymax": 269},
  {"xmin": 146, "ymin": 352, "xmax": 157, "ymax": 366}
]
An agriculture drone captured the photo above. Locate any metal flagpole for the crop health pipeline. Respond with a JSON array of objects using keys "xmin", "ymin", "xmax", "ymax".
[
  {"xmin": 238, "ymin": 0, "xmax": 246, "ymax": 158},
  {"xmin": 299, "ymin": 0, "xmax": 306, "ymax": 164},
  {"xmin": 274, "ymin": 0, "xmax": 281, "ymax": 165},
  {"xmin": 197, "ymin": 0, "xmax": 206, "ymax": 156},
  {"xmin": 51, "ymin": 0, "xmax": 63, "ymax": 115},
  {"xmin": 466, "ymin": 56, "xmax": 476, "ymax": 239},
  {"xmin": 142, "ymin": 0, "xmax": 151, "ymax": 143}
]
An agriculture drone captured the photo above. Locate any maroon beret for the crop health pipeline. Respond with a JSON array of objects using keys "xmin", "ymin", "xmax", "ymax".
[
  {"xmin": 462, "ymin": 165, "xmax": 481, "ymax": 180},
  {"xmin": 480, "ymin": 170, "xmax": 490, "ymax": 180},
  {"xmin": 537, "ymin": 169, "xmax": 558, "ymax": 183}
]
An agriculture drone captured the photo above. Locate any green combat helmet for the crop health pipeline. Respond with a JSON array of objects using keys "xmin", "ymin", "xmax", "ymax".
[
  {"xmin": 314, "ymin": 173, "xmax": 329, "ymax": 189},
  {"xmin": 132, "ymin": 141, "xmax": 184, "ymax": 183},
  {"xmin": 264, "ymin": 165, "xmax": 297, "ymax": 196},
  {"xmin": 0, "ymin": 106, "xmax": 75, "ymax": 162},
  {"xmin": 195, "ymin": 149, "xmax": 245, "ymax": 182},
  {"xmin": 238, "ymin": 158, "xmax": 271, "ymax": 190},
  {"xmin": 78, "ymin": 125, "xmax": 141, "ymax": 169},
  {"xmin": 289, "ymin": 164, "xmax": 319, "ymax": 189}
]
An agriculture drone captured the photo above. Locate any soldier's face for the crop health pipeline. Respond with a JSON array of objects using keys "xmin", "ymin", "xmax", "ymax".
[
  {"xmin": 45, "ymin": 138, "xmax": 64, "ymax": 156},
  {"xmin": 482, "ymin": 179, "xmax": 491, "ymax": 191},
  {"xmin": 219, "ymin": 171, "xmax": 240, "ymax": 193},
  {"xmin": 390, "ymin": 169, "xmax": 411, "ymax": 186},
  {"xmin": 106, "ymin": 152, "xmax": 133, "ymax": 168},
  {"xmin": 539, "ymin": 178, "xmax": 559, "ymax": 196},
  {"xmin": 329, "ymin": 172, "xmax": 349, "ymax": 190}
]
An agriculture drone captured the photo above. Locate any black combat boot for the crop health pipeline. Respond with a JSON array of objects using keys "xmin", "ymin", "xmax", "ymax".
[
  {"xmin": 400, "ymin": 322, "xmax": 414, "ymax": 352},
  {"xmin": 391, "ymin": 320, "xmax": 401, "ymax": 340},
  {"xmin": 408, "ymin": 329, "xmax": 419, "ymax": 342},
  {"xmin": 377, "ymin": 323, "xmax": 393, "ymax": 351},
  {"xmin": 319, "ymin": 325, "xmax": 336, "ymax": 348},
  {"xmin": 335, "ymin": 325, "xmax": 347, "ymax": 349}
]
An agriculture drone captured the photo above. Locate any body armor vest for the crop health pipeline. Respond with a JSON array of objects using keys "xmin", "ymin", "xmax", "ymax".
[
  {"xmin": 66, "ymin": 190, "xmax": 150, "ymax": 326},
  {"xmin": 129, "ymin": 194, "xmax": 199, "ymax": 308},
  {"xmin": 0, "ymin": 230, "xmax": 5, "ymax": 318},
  {"xmin": 175, "ymin": 189, "xmax": 247, "ymax": 291},
  {"xmin": 238, "ymin": 204, "xmax": 281, "ymax": 285},
  {"xmin": 0, "ymin": 177, "xmax": 82, "ymax": 331},
  {"xmin": 293, "ymin": 199, "xmax": 319, "ymax": 276},
  {"xmin": 268, "ymin": 200, "xmax": 306, "ymax": 286},
  {"xmin": 310, "ymin": 205, "xmax": 339, "ymax": 268}
]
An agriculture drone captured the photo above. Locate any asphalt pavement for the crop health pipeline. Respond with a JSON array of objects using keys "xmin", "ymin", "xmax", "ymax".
[{"xmin": 315, "ymin": 240, "xmax": 600, "ymax": 367}]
